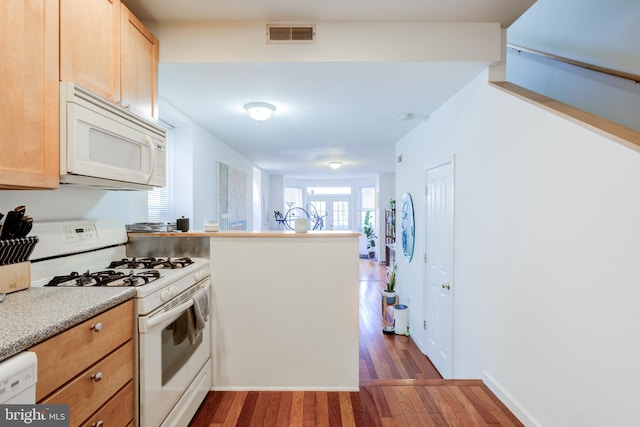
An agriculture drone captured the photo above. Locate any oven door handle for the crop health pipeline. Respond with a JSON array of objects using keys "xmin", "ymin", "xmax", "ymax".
[{"xmin": 139, "ymin": 299, "xmax": 194, "ymax": 333}]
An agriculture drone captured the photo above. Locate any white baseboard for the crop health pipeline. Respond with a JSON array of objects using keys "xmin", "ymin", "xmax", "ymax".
[{"xmin": 483, "ymin": 371, "xmax": 542, "ymax": 427}]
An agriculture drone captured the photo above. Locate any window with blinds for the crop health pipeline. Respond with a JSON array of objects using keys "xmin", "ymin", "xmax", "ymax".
[{"xmin": 148, "ymin": 126, "xmax": 174, "ymax": 223}]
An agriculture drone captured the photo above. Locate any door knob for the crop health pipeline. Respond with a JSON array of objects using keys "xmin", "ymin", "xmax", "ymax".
[{"xmin": 441, "ymin": 283, "xmax": 451, "ymax": 289}]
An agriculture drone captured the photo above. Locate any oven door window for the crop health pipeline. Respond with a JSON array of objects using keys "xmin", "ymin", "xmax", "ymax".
[{"xmin": 162, "ymin": 309, "xmax": 202, "ymax": 385}]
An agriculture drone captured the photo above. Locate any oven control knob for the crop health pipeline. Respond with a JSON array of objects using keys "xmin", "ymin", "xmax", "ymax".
[
  {"xmin": 160, "ymin": 289, "xmax": 172, "ymax": 302},
  {"xmin": 195, "ymin": 269, "xmax": 207, "ymax": 281},
  {"xmin": 169, "ymin": 285, "xmax": 178, "ymax": 297}
]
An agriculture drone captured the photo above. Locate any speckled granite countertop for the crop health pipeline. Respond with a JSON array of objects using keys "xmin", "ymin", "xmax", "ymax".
[{"xmin": 0, "ymin": 287, "xmax": 136, "ymax": 362}]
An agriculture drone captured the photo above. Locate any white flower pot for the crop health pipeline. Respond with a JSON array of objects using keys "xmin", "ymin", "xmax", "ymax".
[{"xmin": 382, "ymin": 290, "xmax": 397, "ymax": 304}]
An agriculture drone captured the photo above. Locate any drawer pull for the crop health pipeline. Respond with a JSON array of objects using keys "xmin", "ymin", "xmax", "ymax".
[
  {"xmin": 92, "ymin": 421, "xmax": 104, "ymax": 427},
  {"xmin": 91, "ymin": 372, "xmax": 103, "ymax": 382},
  {"xmin": 91, "ymin": 322, "xmax": 103, "ymax": 332}
]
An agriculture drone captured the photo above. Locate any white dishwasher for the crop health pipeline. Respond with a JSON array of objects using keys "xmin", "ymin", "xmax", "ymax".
[{"xmin": 0, "ymin": 352, "xmax": 37, "ymax": 404}]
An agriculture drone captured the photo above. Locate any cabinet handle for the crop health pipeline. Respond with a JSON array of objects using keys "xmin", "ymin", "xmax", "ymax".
[
  {"xmin": 91, "ymin": 372, "xmax": 103, "ymax": 382},
  {"xmin": 91, "ymin": 322, "xmax": 103, "ymax": 332},
  {"xmin": 92, "ymin": 421, "xmax": 104, "ymax": 427},
  {"xmin": 441, "ymin": 283, "xmax": 451, "ymax": 290}
]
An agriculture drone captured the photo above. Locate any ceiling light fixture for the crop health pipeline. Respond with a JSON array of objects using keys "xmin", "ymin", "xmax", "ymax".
[
  {"xmin": 329, "ymin": 161, "xmax": 342, "ymax": 170},
  {"xmin": 244, "ymin": 102, "xmax": 276, "ymax": 121}
]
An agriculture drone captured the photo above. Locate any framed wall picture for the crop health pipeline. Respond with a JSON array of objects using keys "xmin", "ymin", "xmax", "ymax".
[{"xmin": 401, "ymin": 192, "xmax": 415, "ymax": 262}]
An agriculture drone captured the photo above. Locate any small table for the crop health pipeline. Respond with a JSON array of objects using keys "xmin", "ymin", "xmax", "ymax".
[{"xmin": 381, "ymin": 293, "xmax": 399, "ymax": 326}]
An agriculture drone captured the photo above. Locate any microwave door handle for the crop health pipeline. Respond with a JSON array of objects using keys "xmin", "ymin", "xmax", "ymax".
[
  {"xmin": 145, "ymin": 135, "xmax": 156, "ymax": 184},
  {"xmin": 139, "ymin": 299, "xmax": 194, "ymax": 333}
]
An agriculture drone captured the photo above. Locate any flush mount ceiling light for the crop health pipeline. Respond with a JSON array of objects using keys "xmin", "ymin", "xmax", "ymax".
[
  {"xmin": 244, "ymin": 102, "xmax": 276, "ymax": 121},
  {"xmin": 328, "ymin": 161, "xmax": 342, "ymax": 170}
]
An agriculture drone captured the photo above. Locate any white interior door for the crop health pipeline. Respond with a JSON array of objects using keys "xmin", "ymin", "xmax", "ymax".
[{"xmin": 424, "ymin": 160, "xmax": 454, "ymax": 378}]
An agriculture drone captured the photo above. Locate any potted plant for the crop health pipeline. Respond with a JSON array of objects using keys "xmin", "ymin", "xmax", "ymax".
[
  {"xmin": 363, "ymin": 210, "xmax": 377, "ymax": 259},
  {"xmin": 382, "ymin": 263, "xmax": 397, "ymax": 303}
]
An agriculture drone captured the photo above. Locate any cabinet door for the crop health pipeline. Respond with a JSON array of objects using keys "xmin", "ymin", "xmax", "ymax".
[
  {"xmin": 0, "ymin": 0, "xmax": 59, "ymax": 189},
  {"xmin": 60, "ymin": 0, "xmax": 121, "ymax": 102},
  {"xmin": 121, "ymin": 4, "xmax": 159, "ymax": 119}
]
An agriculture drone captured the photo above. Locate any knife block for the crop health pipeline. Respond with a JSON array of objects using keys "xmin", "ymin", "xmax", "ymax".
[
  {"xmin": 0, "ymin": 236, "xmax": 38, "ymax": 294},
  {"xmin": 0, "ymin": 236, "xmax": 39, "ymax": 266},
  {"xmin": 0, "ymin": 262, "xmax": 31, "ymax": 294}
]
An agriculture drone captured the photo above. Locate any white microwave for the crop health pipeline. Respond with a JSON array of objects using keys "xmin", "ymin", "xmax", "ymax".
[{"xmin": 59, "ymin": 82, "xmax": 166, "ymax": 190}]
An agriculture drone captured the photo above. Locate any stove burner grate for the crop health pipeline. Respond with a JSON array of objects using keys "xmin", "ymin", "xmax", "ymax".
[
  {"xmin": 108, "ymin": 256, "xmax": 193, "ymax": 269},
  {"xmin": 123, "ymin": 270, "xmax": 161, "ymax": 286},
  {"xmin": 45, "ymin": 269, "xmax": 162, "ymax": 287},
  {"xmin": 108, "ymin": 257, "xmax": 155, "ymax": 269}
]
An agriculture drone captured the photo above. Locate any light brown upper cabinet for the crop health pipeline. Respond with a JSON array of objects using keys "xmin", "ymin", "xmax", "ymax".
[
  {"xmin": 60, "ymin": 0, "xmax": 159, "ymax": 120},
  {"xmin": 60, "ymin": 0, "xmax": 121, "ymax": 103},
  {"xmin": 121, "ymin": 4, "xmax": 159, "ymax": 120},
  {"xmin": 0, "ymin": 0, "xmax": 60, "ymax": 189}
]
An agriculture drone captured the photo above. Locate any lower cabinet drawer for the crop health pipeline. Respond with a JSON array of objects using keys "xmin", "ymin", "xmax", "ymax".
[
  {"xmin": 32, "ymin": 300, "xmax": 133, "ymax": 401},
  {"xmin": 81, "ymin": 380, "xmax": 134, "ymax": 427},
  {"xmin": 42, "ymin": 340, "xmax": 133, "ymax": 426}
]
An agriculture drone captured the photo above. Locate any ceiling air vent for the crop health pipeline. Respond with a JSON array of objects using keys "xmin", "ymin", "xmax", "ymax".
[{"xmin": 267, "ymin": 24, "xmax": 316, "ymax": 44}]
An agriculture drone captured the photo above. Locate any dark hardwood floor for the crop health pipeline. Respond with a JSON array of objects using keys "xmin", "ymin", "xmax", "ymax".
[{"xmin": 189, "ymin": 260, "xmax": 523, "ymax": 426}]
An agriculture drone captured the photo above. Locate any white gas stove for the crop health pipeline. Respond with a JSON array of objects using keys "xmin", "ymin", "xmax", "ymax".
[
  {"xmin": 29, "ymin": 220, "xmax": 209, "ymax": 313},
  {"xmin": 29, "ymin": 219, "xmax": 212, "ymax": 427}
]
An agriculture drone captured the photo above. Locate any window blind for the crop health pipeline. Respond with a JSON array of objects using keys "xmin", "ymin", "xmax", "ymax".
[{"xmin": 148, "ymin": 126, "xmax": 174, "ymax": 223}]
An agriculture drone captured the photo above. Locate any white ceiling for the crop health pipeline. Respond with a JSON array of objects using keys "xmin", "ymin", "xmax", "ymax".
[{"xmin": 122, "ymin": 0, "xmax": 536, "ymax": 179}]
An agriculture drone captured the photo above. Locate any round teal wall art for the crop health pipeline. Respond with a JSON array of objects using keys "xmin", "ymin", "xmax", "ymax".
[{"xmin": 401, "ymin": 192, "xmax": 415, "ymax": 262}]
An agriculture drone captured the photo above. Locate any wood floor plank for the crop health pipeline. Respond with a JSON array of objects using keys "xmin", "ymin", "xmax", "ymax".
[
  {"xmin": 327, "ymin": 392, "xmax": 342, "ymax": 427},
  {"xmin": 468, "ymin": 386, "xmax": 522, "ymax": 426},
  {"xmin": 289, "ymin": 391, "xmax": 305, "ymax": 426},
  {"xmin": 210, "ymin": 391, "xmax": 235, "ymax": 424},
  {"xmin": 445, "ymin": 386, "xmax": 487, "ymax": 427},
  {"xmin": 222, "ymin": 391, "xmax": 248, "ymax": 427},
  {"xmin": 261, "ymin": 392, "xmax": 283, "ymax": 427},
  {"xmin": 236, "ymin": 391, "xmax": 259, "ymax": 426},
  {"xmin": 314, "ymin": 392, "xmax": 330, "ymax": 427},
  {"xmin": 274, "ymin": 392, "xmax": 293, "ymax": 427},
  {"xmin": 189, "ymin": 261, "xmax": 523, "ymax": 427},
  {"xmin": 381, "ymin": 387, "xmax": 410, "ymax": 427},
  {"xmin": 302, "ymin": 391, "xmax": 316, "ymax": 426},
  {"xmin": 338, "ymin": 392, "xmax": 356, "ymax": 427},
  {"xmin": 248, "ymin": 391, "xmax": 272, "ymax": 426},
  {"xmin": 188, "ymin": 391, "xmax": 223, "ymax": 426},
  {"xmin": 356, "ymin": 387, "xmax": 383, "ymax": 427}
]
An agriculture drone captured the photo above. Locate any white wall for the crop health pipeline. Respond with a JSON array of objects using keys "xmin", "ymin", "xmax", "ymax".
[
  {"xmin": 210, "ymin": 234, "xmax": 360, "ymax": 391},
  {"xmin": 148, "ymin": 22, "xmax": 501, "ymax": 64},
  {"xmin": 267, "ymin": 174, "xmax": 284, "ymax": 230},
  {"xmin": 506, "ymin": 0, "xmax": 640, "ymax": 132},
  {"xmin": 508, "ymin": 0, "xmax": 640, "ymax": 74},
  {"xmin": 0, "ymin": 186, "xmax": 148, "ymax": 225},
  {"xmin": 396, "ymin": 68, "xmax": 640, "ymax": 426},
  {"xmin": 161, "ymin": 100, "xmax": 257, "ymax": 231}
]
